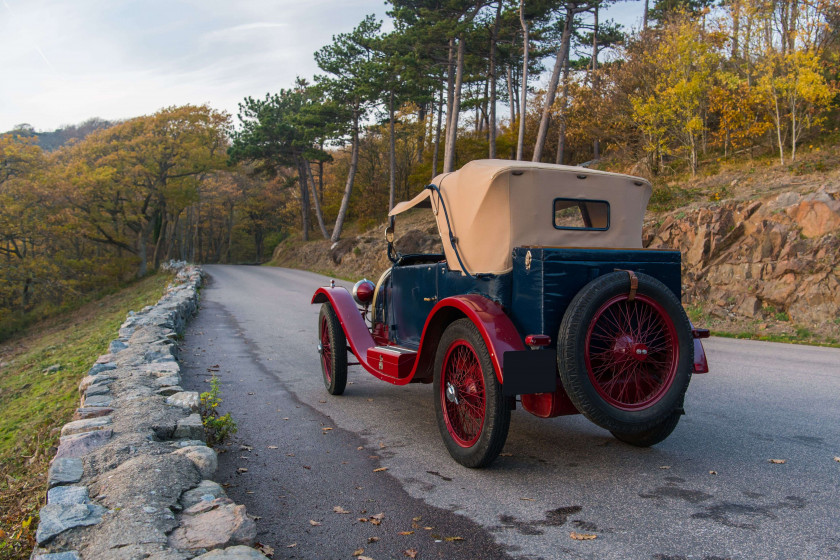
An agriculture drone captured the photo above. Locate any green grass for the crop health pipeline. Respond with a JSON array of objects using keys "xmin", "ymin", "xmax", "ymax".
[
  {"xmin": 0, "ymin": 272, "xmax": 173, "ymax": 559},
  {"xmin": 712, "ymin": 328, "xmax": 840, "ymax": 348}
]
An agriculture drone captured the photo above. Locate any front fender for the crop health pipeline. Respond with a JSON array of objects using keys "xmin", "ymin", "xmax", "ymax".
[
  {"xmin": 312, "ymin": 287, "xmax": 375, "ymax": 361},
  {"xmin": 416, "ymin": 294, "xmax": 525, "ymax": 384}
]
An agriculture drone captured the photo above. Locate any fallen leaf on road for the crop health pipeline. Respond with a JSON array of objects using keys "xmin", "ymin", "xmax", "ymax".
[
  {"xmin": 319, "ymin": 400, "xmax": 327, "ymax": 403},
  {"xmin": 570, "ymin": 531, "xmax": 597, "ymax": 540},
  {"xmin": 444, "ymin": 536, "xmax": 464, "ymax": 542},
  {"xmin": 323, "ymin": 427, "xmax": 333, "ymax": 431},
  {"xmin": 371, "ymin": 513, "xmax": 385, "ymax": 520},
  {"xmin": 237, "ymin": 468, "xmax": 248, "ymax": 473},
  {"xmin": 709, "ymin": 470, "xmax": 718, "ymax": 475},
  {"xmin": 268, "ymin": 445, "xmax": 278, "ymax": 449},
  {"xmin": 358, "ymin": 556, "xmax": 375, "ymax": 560},
  {"xmin": 520, "ymin": 498, "xmax": 534, "ymax": 501},
  {"xmin": 303, "ymin": 465, "xmax": 311, "ymax": 469},
  {"xmin": 368, "ymin": 537, "xmax": 380, "ymax": 543},
  {"xmin": 659, "ymin": 465, "xmax": 671, "ymax": 470},
  {"xmin": 769, "ymin": 459, "xmax": 786, "ymax": 464},
  {"xmin": 255, "ymin": 542, "xmax": 274, "ymax": 557},
  {"xmin": 334, "ymin": 506, "xmax": 351, "ymax": 514},
  {"xmin": 412, "ymin": 516, "xmax": 422, "ymax": 522},
  {"xmin": 835, "ymin": 457, "xmax": 840, "ymax": 463},
  {"xmin": 423, "ymin": 527, "xmax": 433, "ymax": 530},
  {"xmin": 286, "ymin": 543, "xmax": 297, "ymax": 548},
  {"xmin": 309, "ymin": 520, "xmax": 321, "ymax": 526},
  {"xmin": 380, "ymin": 443, "xmax": 387, "ymax": 449},
  {"xmin": 373, "ymin": 467, "xmax": 388, "ymax": 472},
  {"xmin": 246, "ymin": 491, "xmax": 254, "ymax": 494},
  {"xmin": 283, "ymin": 418, "xmax": 289, "ymax": 420},
  {"xmin": 353, "ymin": 548, "xmax": 364, "ymax": 556},
  {"xmin": 240, "ymin": 445, "xmax": 253, "ymax": 451},
  {"xmin": 247, "ymin": 392, "xmax": 254, "ymax": 395},
  {"xmin": 358, "ymin": 446, "xmax": 364, "ymax": 450},
  {"xmin": 404, "ymin": 549, "xmax": 418, "ymax": 558},
  {"xmin": 358, "ymin": 517, "xmax": 369, "ymax": 522},
  {"xmin": 399, "ymin": 531, "xmax": 414, "ymax": 535},
  {"xmin": 499, "ymin": 452, "xmax": 513, "ymax": 457}
]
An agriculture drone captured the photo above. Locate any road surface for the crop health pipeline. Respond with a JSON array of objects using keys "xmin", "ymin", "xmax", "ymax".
[{"xmin": 180, "ymin": 265, "xmax": 840, "ymax": 560}]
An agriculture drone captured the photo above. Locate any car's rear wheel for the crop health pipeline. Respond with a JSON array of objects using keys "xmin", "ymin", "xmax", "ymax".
[
  {"xmin": 557, "ymin": 271, "xmax": 692, "ymax": 437},
  {"xmin": 434, "ymin": 319, "xmax": 510, "ymax": 468},
  {"xmin": 318, "ymin": 303, "xmax": 347, "ymax": 395}
]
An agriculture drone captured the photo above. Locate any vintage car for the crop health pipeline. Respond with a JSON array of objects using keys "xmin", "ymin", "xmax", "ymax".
[{"xmin": 312, "ymin": 159, "xmax": 709, "ymax": 468}]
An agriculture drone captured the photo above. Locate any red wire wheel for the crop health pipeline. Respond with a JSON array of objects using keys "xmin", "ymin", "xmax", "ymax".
[
  {"xmin": 320, "ymin": 314, "xmax": 333, "ymax": 384},
  {"xmin": 433, "ymin": 319, "xmax": 510, "ymax": 468},
  {"xmin": 558, "ymin": 272, "xmax": 692, "ymax": 436},
  {"xmin": 584, "ymin": 294, "xmax": 678, "ymax": 411},
  {"xmin": 440, "ymin": 340, "xmax": 486, "ymax": 447},
  {"xmin": 318, "ymin": 303, "xmax": 347, "ymax": 395}
]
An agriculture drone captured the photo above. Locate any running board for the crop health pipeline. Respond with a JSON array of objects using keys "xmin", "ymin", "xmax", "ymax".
[{"xmin": 366, "ymin": 346, "xmax": 417, "ymax": 379}]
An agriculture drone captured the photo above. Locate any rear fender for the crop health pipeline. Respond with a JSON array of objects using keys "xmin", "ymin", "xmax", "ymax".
[
  {"xmin": 417, "ymin": 295, "xmax": 525, "ymax": 384},
  {"xmin": 312, "ymin": 287, "xmax": 375, "ymax": 361}
]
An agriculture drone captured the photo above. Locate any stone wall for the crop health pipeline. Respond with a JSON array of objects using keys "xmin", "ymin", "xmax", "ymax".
[{"xmin": 31, "ymin": 264, "xmax": 266, "ymax": 560}]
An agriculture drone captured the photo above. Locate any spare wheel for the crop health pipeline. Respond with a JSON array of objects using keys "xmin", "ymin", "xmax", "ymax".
[{"xmin": 557, "ymin": 271, "xmax": 693, "ymax": 434}]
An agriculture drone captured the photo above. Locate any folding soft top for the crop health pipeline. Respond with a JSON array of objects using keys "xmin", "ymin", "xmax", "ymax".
[{"xmin": 389, "ymin": 159, "xmax": 652, "ymax": 275}]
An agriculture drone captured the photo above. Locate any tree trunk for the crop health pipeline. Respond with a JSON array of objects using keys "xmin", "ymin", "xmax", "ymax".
[
  {"xmin": 643, "ymin": 0, "xmax": 649, "ymax": 30},
  {"xmin": 555, "ymin": 55, "xmax": 572, "ymax": 164},
  {"xmin": 507, "ymin": 65, "xmax": 516, "ymax": 126},
  {"xmin": 432, "ymin": 85, "xmax": 443, "ymax": 181},
  {"xmin": 489, "ymin": 1, "xmax": 501, "ymax": 159},
  {"xmin": 444, "ymin": 38, "xmax": 456, "ymax": 160},
  {"xmin": 417, "ymin": 104, "xmax": 426, "ymax": 164},
  {"xmin": 306, "ymin": 160, "xmax": 329, "ymax": 239},
  {"xmin": 226, "ymin": 202, "xmax": 234, "ymax": 264},
  {"xmin": 516, "ymin": 0, "xmax": 529, "ymax": 161},
  {"xmin": 152, "ymin": 212, "xmax": 167, "ymax": 270},
  {"xmin": 389, "ymin": 90, "xmax": 397, "ymax": 211},
  {"xmin": 331, "ymin": 107, "xmax": 360, "ymax": 242},
  {"xmin": 137, "ymin": 227, "xmax": 148, "ymax": 277},
  {"xmin": 533, "ymin": 9, "xmax": 572, "ymax": 162},
  {"xmin": 774, "ymin": 94, "xmax": 785, "ymax": 165},
  {"xmin": 592, "ymin": 4, "xmax": 600, "ymax": 160},
  {"xmin": 299, "ymin": 159, "xmax": 311, "ymax": 242},
  {"xmin": 444, "ymin": 36, "xmax": 465, "ymax": 173}
]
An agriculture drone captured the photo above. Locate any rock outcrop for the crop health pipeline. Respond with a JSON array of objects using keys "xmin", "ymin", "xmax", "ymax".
[{"xmin": 646, "ymin": 185, "xmax": 840, "ymax": 326}]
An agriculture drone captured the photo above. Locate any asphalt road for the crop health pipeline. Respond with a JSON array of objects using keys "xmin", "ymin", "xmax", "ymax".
[{"xmin": 180, "ymin": 265, "xmax": 840, "ymax": 560}]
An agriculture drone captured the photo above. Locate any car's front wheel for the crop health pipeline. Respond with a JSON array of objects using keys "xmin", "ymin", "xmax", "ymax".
[
  {"xmin": 433, "ymin": 319, "xmax": 510, "ymax": 468},
  {"xmin": 318, "ymin": 303, "xmax": 347, "ymax": 395}
]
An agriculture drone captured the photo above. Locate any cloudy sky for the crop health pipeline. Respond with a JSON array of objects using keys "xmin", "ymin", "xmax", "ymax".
[{"xmin": 1, "ymin": 0, "xmax": 644, "ymax": 133}]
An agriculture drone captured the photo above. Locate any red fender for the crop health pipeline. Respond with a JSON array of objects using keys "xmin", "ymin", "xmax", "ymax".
[
  {"xmin": 417, "ymin": 295, "xmax": 525, "ymax": 384},
  {"xmin": 312, "ymin": 286, "xmax": 375, "ymax": 364}
]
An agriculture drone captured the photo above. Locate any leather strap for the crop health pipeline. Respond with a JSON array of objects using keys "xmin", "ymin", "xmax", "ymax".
[{"xmin": 615, "ymin": 269, "xmax": 638, "ymax": 301}]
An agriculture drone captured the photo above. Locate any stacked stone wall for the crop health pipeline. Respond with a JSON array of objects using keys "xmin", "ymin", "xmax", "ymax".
[{"xmin": 32, "ymin": 263, "xmax": 266, "ymax": 560}]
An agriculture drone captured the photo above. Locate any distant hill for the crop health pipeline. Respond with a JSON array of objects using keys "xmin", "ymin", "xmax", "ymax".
[{"xmin": 5, "ymin": 118, "xmax": 116, "ymax": 151}]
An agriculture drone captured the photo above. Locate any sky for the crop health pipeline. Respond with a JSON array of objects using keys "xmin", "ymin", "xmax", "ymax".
[{"xmin": 1, "ymin": 0, "xmax": 645, "ymax": 133}]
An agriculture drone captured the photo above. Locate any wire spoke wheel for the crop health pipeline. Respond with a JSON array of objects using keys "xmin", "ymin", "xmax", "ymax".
[
  {"xmin": 318, "ymin": 303, "xmax": 347, "ymax": 395},
  {"xmin": 558, "ymin": 271, "xmax": 693, "ymax": 438},
  {"xmin": 434, "ymin": 318, "xmax": 510, "ymax": 468},
  {"xmin": 441, "ymin": 341, "xmax": 486, "ymax": 447},
  {"xmin": 320, "ymin": 314, "xmax": 333, "ymax": 384},
  {"xmin": 585, "ymin": 294, "xmax": 678, "ymax": 411}
]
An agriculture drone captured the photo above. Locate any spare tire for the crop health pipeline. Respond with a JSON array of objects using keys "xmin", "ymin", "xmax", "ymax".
[{"xmin": 557, "ymin": 271, "xmax": 693, "ymax": 435}]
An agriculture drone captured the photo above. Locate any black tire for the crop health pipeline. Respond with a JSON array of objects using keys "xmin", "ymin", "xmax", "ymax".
[
  {"xmin": 433, "ymin": 319, "xmax": 511, "ymax": 468},
  {"xmin": 611, "ymin": 409, "xmax": 682, "ymax": 447},
  {"xmin": 557, "ymin": 271, "xmax": 692, "ymax": 435},
  {"xmin": 318, "ymin": 303, "xmax": 347, "ymax": 395}
]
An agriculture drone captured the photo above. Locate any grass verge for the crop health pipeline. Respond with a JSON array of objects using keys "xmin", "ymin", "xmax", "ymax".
[{"xmin": 0, "ymin": 272, "xmax": 173, "ymax": 560}]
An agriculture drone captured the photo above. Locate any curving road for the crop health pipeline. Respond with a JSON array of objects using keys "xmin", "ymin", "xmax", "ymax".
[{"xmin": 180, "ymin": 265, "xmax": 840, "ymax": 560}]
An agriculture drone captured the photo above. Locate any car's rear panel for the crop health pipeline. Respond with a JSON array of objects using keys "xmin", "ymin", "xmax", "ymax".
[{"xmin": 509, "ymin": 247, "xmax": 682, "ymax": 341}]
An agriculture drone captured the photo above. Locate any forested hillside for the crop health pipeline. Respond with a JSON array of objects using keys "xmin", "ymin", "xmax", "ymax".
[{"xmin": 2, "ymin": 0, "xmax": 838, "ymax": 340}]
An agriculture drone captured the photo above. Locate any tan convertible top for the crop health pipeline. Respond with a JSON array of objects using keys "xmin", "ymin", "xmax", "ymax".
[{"xmin": 389, "ymin": 159, "xmax": 652, "ymax": 275}]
